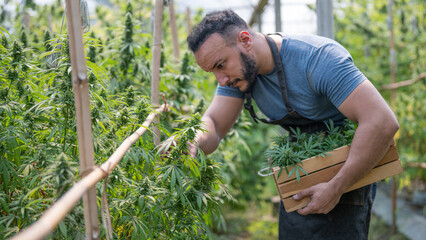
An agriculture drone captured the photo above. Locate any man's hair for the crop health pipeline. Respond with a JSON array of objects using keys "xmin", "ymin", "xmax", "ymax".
[{"xmin": 187, "ymin": 9, "xmax": 251, "ymax": 53}]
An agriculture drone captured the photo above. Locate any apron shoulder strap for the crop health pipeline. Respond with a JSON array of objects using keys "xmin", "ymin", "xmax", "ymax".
[
  {"xmin": 263, "ymin": 34, "xmax": 295, "ymax": 114},
  {"xmin": 243, "ymin": 34, "xmax": 297, "ymax": 124},
  {"xmin": 244, "ymin": 92, "xmax": 270, "ymax": 124}
]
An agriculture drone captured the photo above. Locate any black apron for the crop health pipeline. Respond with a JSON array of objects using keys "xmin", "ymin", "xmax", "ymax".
[{"xmin": 244, "ymin": 34, "xmax": 375, "ymax": 240}]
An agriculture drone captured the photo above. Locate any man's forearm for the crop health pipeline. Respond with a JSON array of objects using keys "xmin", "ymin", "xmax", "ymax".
[{"xmin": 194, "ymin": 117, "xmax": 222, "ymax": 155}]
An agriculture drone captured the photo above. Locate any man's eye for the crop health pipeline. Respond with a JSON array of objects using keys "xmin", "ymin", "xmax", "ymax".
[{"xmin": 218, "ymin": 62, "xmax": 224, "ymax": 69}]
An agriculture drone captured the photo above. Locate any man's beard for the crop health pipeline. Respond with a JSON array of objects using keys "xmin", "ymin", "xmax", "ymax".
[{"xmin": 239, "ymin": 51, "xmax": 258, "ymax": 93}]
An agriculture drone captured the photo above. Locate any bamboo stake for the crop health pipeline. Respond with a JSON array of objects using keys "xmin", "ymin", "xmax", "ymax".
[
  {"xmin": 388, "ymin": 0, "xmax": 397, "ymax": 104},
  {"xmin": 65, "ymin": 0, "xmax": 100, "ymax": 238},
  {"xmin": 407, "ymin": 162, "xmax": 426, "ymax": 169},
  {"xmin": 151, "ymin": 0, "xmax": 163, "ymax": 146},
  {"xmin": 10, "ymin": 106, "xmax": 167, "ymax": 240},
  {"xmin": 186, "ymin": 7, "xmax": 192, "ymax": 35},
  {"xmin": 381, "ymin": 72, "xmax": 426, "ymax": 90},
  {"xmin": 169, "ymin": 0, "xmax": 180, "ymax": 62},
  {"xmin": 387, "ymin": 0, "xmax": 398, "ymax": 233},
  {"xmin": 23, "ymin": 12, "xmax": 30, "ymax": 29},
  {"xmin": 249, "ymin": 0, "xmax": 268, "ymax": 27}
]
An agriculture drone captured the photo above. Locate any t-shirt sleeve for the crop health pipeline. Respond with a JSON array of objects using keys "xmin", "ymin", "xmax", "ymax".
[
  {"xmin": 306, "ymin": 43, "xmax": 367, "ymax": 107},
  {"xmin": 215, "ymin": 84, "xmax": 245, "ymax": 98}
]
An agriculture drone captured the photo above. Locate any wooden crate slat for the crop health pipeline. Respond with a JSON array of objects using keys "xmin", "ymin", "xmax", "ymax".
[
  {"xmin": 279, "ymin": 162, "xmax": 343, "ymax": 198},
  {"xmin": 345, "ymin": 158, "xmax": 403, "ymax": 193},
  {"xmin": 274, "ymin": 144, "xmax": 397, "ymax": 184},
  {"xmin": 273, "ymin": 145, "xmax": 350, "ymax": 184},
  {"xmin": 278, "ymin": 145, "xmax": 399, "ymax": 198},
  {"xmin": 282, "ymin": 158, "xmax": 403, "ymax": 212},
  {"xmin": 273, "ymin": 168, "xmax": 284, "ymax": 198},
  {"xmin": 283, "ymin": 196, "xmax": 311, "ymax": 213}
]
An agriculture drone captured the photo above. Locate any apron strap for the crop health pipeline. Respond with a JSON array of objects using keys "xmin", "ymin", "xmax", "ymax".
[
  {"xmin": 263, "ymin": 34, "xmax": 297, "ymax": 115},
  {"xmin": 243, "ymin": 34, "xmax": 299, "ymax": 123},
  {"xmin": 244, "ymin": 92, "xmax": 270, "ymax": 124}
]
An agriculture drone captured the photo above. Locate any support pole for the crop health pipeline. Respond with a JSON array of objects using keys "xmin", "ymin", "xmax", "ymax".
[
  {"xmin": 274, "ymin": 0, "xmax": 282, "ymax": 32},
  {"xmin": 388, "ymin": 0, "xmax": 398, "ymax": 233},
  {"xmin": 65, "ymin": 0, "xmax": 100, "ymax": 239},
  {"xmin": 388, "ymin": 0, "xmax": 397, "ymax": 104},
  {"xmin": 316, "ymin": 0, "xmax": 334, "ymax": 39},
  {"xmin": 151, "ymin": 0, "xmax": 163, "ymax": 146},
  {"xmin": 23, "ymin": 12, "xmax": 30, "ymax": 29},
  {"xmin": 256, "ymin": 13, "xmax": 262, "ymax": 32},
  {"xmin": 186, "ymin": 7, "xmax": 192, "ymax": 35},
  {"xmin": 169, "ymin": 0, "xmax": 180, "ymax": 62},
  {"xmin": 249, "ymin": 0, "xmax": 268, "ymax": 27}
]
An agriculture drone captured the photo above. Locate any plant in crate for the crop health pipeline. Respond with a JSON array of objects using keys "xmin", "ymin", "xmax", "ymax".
[{"xmin": 265, "ymin": 120, "xmax": 356, "ymax": 182}]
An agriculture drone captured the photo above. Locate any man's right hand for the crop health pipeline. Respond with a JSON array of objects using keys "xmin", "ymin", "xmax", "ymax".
[
  {"xmin": 160, "ymin": 95, "xmax": 243, "ymax": 159},
  {"xmin": 157, "ymin": 135, "xmax": 177, "ymax": 156},
  {"xmin": 187, "ymin": 141, "xmax": 198, "ymax": 158},
  {"xmin": 158, "ymin": 135, "xmax": 198, "ymax": 159}
]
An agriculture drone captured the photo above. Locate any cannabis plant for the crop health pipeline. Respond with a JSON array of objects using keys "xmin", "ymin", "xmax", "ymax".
[{"xmin": 265, "ymin": 120, "xmax": 357, "ymax": 182}]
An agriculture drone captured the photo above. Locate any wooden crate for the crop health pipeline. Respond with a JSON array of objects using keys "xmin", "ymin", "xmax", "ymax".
[{"xmin": 271, "ymin": 144, "xmax": 402, "ymax": 213}]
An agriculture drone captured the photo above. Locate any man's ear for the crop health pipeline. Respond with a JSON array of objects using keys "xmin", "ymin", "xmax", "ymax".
[{"xmin": 238, "ymin": 31, "xmax": 252, "ymax": 50}]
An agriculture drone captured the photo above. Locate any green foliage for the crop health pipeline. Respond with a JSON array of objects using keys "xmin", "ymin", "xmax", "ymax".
[
  {"xmin": 265, "ymin": 120, "xmax": 356, "ymax": 182},
  {"xmin": 333, "ymin": 0, "xmax": 425, "ymax": 183},
  {"xmin": 335, "ymin": 0, "xmax": 425, "ymax": 83},
  {"xmin": 210, "ymin": 110, "xmax": 274, "ymax": 206},
  {"xmin": 0, "ymin": 28, "xmax": 87, "ymax": 238},
  {"xmin": 101, "ymin": 113, "xmax": 232, "ymax": 239},
  {"xmin": 0, "ymin": 1, "xmax": 239, "ymax": 239},
  {"xmin": 120, "ymin": 5, "xmax": 135, "ymax": 75},
  {"xmin": 19, "ymin": 28, "xmax": 27, "ymax": 48}
]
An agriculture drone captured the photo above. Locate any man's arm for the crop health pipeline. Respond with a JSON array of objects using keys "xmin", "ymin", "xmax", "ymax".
[
  {"xmin": 189, "ymin": 95, "xmax": 244, "ymax": 156},
  {"xmin": 295, "ymin": 80, "xmax": 399, "ymax": 215}
]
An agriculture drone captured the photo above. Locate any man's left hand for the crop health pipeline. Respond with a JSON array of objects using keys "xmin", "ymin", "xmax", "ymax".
[{"xmin": 293, "ymin": 182, "xmax": 342, "ymax": 215}]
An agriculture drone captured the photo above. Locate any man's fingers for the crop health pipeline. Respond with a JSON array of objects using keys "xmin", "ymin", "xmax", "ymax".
[
  {"xmin": 157, "ymin": 136, "xmax": 177, "ymax": 154},
  {"xmin": 293, "ymin": 188, "xmax": 314, "ymax": 215},
  {"xmin": 293, "ymin": 188, "xmax": 312, "ymax": 200},
  {"xmin": 187, "ymin": 142, "xmax": 198, "ymax": 158},
  {"xmin": 297, "ymin": 203, "xmax": 314, "ymax": 215}
]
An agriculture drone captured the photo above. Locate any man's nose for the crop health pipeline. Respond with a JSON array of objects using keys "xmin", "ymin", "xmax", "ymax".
[{"xmin": 214, "ymin": 71, "xmax": 229, "ymax": 87}]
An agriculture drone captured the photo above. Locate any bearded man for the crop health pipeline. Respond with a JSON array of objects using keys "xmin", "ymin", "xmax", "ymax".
[{"xmin": 183, "ymin": 9, "xmax": 398, "ymax": 239}]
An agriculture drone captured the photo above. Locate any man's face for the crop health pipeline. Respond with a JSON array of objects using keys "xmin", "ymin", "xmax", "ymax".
[{"xmin": 194, "ymin": 33, "xmax": 258, "ymax": 93}]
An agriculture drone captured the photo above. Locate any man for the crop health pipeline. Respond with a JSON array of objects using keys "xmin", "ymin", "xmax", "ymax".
[{"xmin": 185, "ymin": 9, "xmax": 398, "ymax": 239}]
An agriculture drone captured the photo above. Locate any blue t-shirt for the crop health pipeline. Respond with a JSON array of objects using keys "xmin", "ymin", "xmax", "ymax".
[{"xmin": 216, "ymin": 34, "xmax": 366, "ymax": 125}]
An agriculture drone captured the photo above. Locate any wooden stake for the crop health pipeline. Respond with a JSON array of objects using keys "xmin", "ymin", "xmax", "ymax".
[
  {"xmin": 249, "ymin": 0, "xmax": 268, "ymax": 27},
  {"xmin": 186, "ymin": 7, "xmax": 192, "ymax": 35},
  {"xmin": 381, "ymin": 72, "xmax": 426, "ymax": 90},
  {"xmin": 169, "ymin": 0, "xmax": 180, "ymax": 62},
  {"xmin": 65, "ymin": 0, "xmax": 99, "ymax": 238},
  {"xmin": 10, "ymin": 106, "xmax": 167, "ymax": 240},
  {"xmin": 388, "ymin": 0, "xmax": 398, "ymax": 233},
  {"xmin": 23, "ymin": 12, "xmax": 30, "ymax": 29},
  {"xmin": 151, "ymin": 0, "xmax": 163, "ymax": 146}
]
